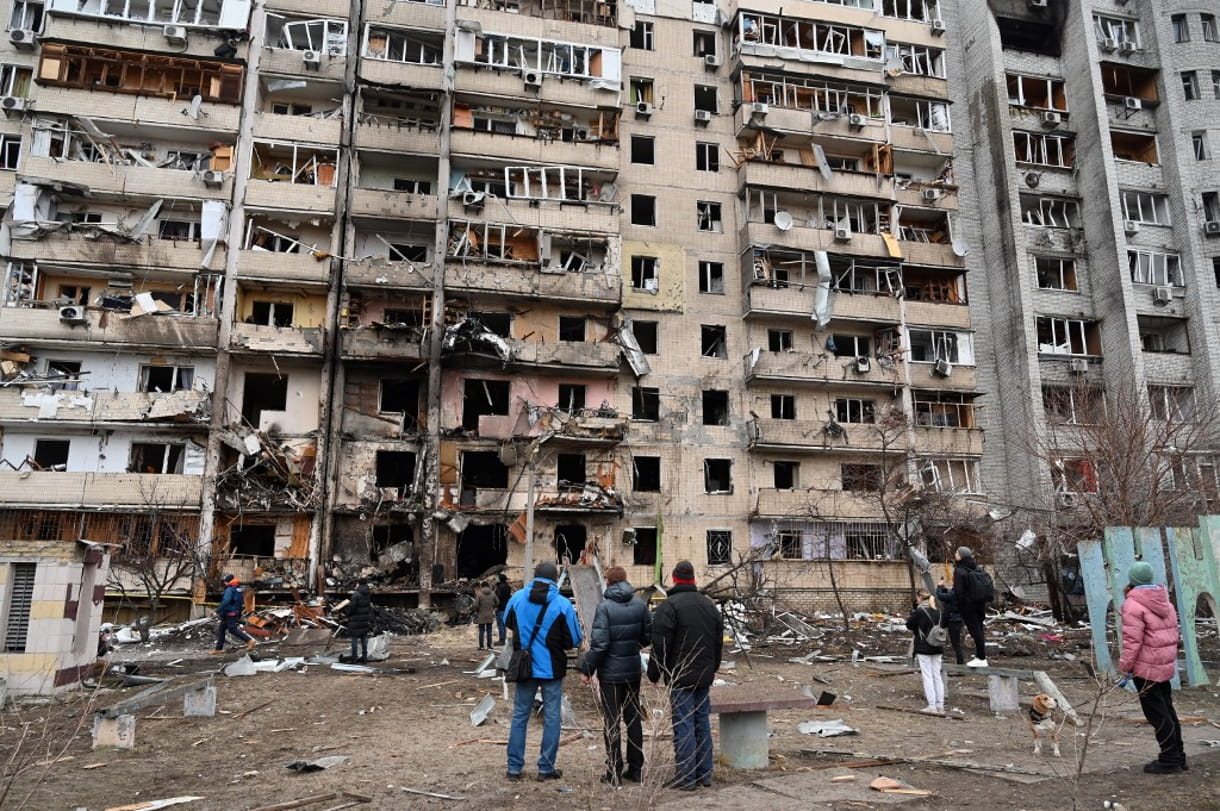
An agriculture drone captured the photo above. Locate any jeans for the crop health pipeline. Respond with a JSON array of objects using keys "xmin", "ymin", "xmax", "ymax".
[
  {"xmin": 960, "ymin": 606, "xmax": 986, "ymax": 661},
  {"xmin": 478, "ymin": 623, "xmax": 493, "ymax": 649},
  {"xmin": 507, "ymin": 677, "xmax": 564, "ymax": 775},
  {"xmin": 946, "ymin": 621, "xmax": 966, "ymax": 665},
  {"xmin": 214, "ymin": 613, "xmax": 250, "ymax": 649},
  {"xmin": 495, "ymin": 610, "xmax": 507, "ymax": 645},
  {"xmin": 350, "ymin": 634, "xmax": 368, "ymax": 661},
  {"xmin": 669, "ymin": 685, "xmax": 712, "ymax": 786},
  {"xmin": 1133, "ymin": 676, "xmax": 1185, "ymax": 766},
  {"xmin": 599, "ymin": 679, "xmax": 643, "ymax": 778}
]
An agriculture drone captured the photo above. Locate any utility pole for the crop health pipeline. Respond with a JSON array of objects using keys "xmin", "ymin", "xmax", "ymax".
[{"xmin": 523, "ymin": 453, "xmax": 536, "ymax": 578}]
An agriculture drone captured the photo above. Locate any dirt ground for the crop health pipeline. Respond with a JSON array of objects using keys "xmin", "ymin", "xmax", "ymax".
[{"xmin": 3, "ymin": 616, "xmax": 1219, "ymax": 811}]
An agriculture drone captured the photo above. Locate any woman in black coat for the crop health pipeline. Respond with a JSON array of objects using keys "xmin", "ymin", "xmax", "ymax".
[{"xmin": 346, "ymin": 580, "xmax": 373, "ymax": 663}]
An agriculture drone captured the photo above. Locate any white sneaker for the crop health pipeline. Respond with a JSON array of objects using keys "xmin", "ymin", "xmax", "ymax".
[
  {"xmin": 966, "ymin": 658, "xmax": 989, "ymax": 668},
  {"xmin": 921, "ymin": 706, "xmax": 938, "ymax": 714}
]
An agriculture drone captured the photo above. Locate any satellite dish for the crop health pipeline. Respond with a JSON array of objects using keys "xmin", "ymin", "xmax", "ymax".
[
  {"xmin": 951, "ymin": 239, "xmax": 970, "ymax": 257},
  {"xmin": 773, "ymin": 210, "xmax": 794, "ymax": 231}
]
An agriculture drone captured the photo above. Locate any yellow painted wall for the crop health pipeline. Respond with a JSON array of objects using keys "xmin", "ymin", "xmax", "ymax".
[{"xmin": 621, "ymin": 241, "xmax": 686, "ymax": 312}]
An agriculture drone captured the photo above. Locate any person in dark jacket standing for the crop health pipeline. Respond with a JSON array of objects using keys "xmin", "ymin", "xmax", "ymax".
[
  {"xmin": 579, "ymin": 566, "xmax": 653, "ymax": 785},
  {"xmin": 949, "ymin": 546, "xmax": 988, "ymax": 667},
  {"xmin": 210, "ymin": 574, "xmax": 255, "ymax": 655},
  {"xmin": 345, "ymin": 580, "xmax": 373, "ymax": 663},
  {"xmin": 647, "ymin": 561, "xmax": 723, "ymax": 791},
  {"xmin": 906, "ymin": 590, "xmax": 946, "ymax": 713},
  {"xmin": 504, "ymin": 560, "xmax": 583, "ymax": 782},
  {"xmin": 494, "ymin": 574, "xmax": 512, "ymax": 646},
  {"xmin": 934, "ymin": 582, "xmax": 966, "ymax": 665},
  {"xmin": 473, "ymin": 580, "xmax": 498, "ymax": 651}
]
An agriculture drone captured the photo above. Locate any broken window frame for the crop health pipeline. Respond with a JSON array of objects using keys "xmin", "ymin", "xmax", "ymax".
[
  {"xmin": 73, "ymin": 0, "xmax": 224, "ymax": 25},
  {"xmin": 888, "ymin": 95, "xmax": 951, "ymax": 131},
  {"xmin": 1193, "ymin": 131, "xmax": 1211, "ymax": 160},
  {"xmin": 128, "ymin": 442, "xmax": 185, "ymax": 475},
  {"xmin": 695, "ymin": 200, "xmax": 723, "ymax": 232},
  {"xmin": 913, "ymin": 391, "xmax": 974, "ymax": 428},
  {"xmin": 505, "ymin": 165, "xmax": 593, "ymax": 203},
  {"xmin": 1013, "ymin": 131, "xmax": 1074, "ymax": 169},
  {"xmin": 138, "ymin": 364, "xmax": 194, "ymax": 393},
  {"xmin": 448, "ymin": 220, "xmax": 540, "ymax": 263},
  {"xmin": 906, "ymin": 327, "xmax": 974, "ymax": 364},
  {"xmin": 830, "ymin": 333, "xmax": 871, "ymax": 358},
  {"xmin": 840, "ymin": 463, "xmax": 882, "ymax": 492},
  {"xmin": 770, "ymin": 393, "xmax": 796, "ymax": 419},
  {"xmin": 1043, "ymin": 385, "xmax": 1105, "ymax": 426},
  {"xmin": 1110, "ymin": 129, "xmax": 1159, "ymax": 163},
  {"xmin": 631, "ymin": 386, "xmax": 660, "ymax": 421},
  {"xmin": 698, "ymin": 260, "xmax": 724, "ymax": 294},
  {"xmin": 1128, "ymin": 249, "xmax": 1182, "ymax": 286},
  {"xmin": 363, "ymin": 24, "xmax": 439, "ymax": 64},
  {"xmin": 0, "ymin": 63, "xmax": 31, "ymax": 98},
  {"xmin": 630, "ymin": 194, "xmax": 656, "ymax": 226},
  {"xmin": 920, "ymin": 458, "xmax": 981, "ymax": 494},
  {"xmin": 702, "ymin": 389, "xmax": 730, "ymax": 426},
  {"xmin": 1094, "ymin": 14, "xmax": 1140, "ymax": 49},
  {"xmin": 740, "ymin": 71, "xmax": 884, "ymax": 118},
  {"xmin": 833, "ymin": 261, "xmax": 900, "ymax": 294},
  {"xmin": 249, "ymin": 141, "xmax": 339, "ymax": 186},
  {"xmin": 767, "ymin": 329, "xmax": 793, "ymax": 352},
  {"xmin": 473, "ymin": 32, "xmax": 618, "ymax": 82},
  {"xmin": 556, "ymin": 383, "xmax": 586, "ymax": 414},
  {"xmin": 1121, "ymin": 189, "xmax": 1171, "ymax": 225},
  {"xmin": 882, "ymin": 0, "xmax": 938, "ymax": 22},
  {"xmin": 1035, "ymin": 256, "xmax": 1079, "ymax": 291},
  {"xmin": 632, "ymin": 456, "xmax": 661, "ymax": 491},
  {"xmin": 1182, "ymin": 70, "xmax": 1201, "ymax": 101},
  {"xmin": 885, "ymin": 42, "xmax": 945, "ymax": 78},
  {"xmin": 0, "ymin": 134, "xmax": 20, "ymax": 170},
  {"xmin": 630, "ymin": 21, "xmax": 653, "ymax": 50},
  {"xmin": 36, "ymin": 44, "xmax": 244, "ymax": 104},
  {"xmin": 630, "ymin": 256, "xmax": 658, "ymax": 291},
  {"xmin": 834, "ymin": 397, "xmax": 876, "ymax": 424},
  {"xmin": 9, "ymin": 0, "xmax": 42, "ymax": 30},
  {"xmin": 700, "ymin": 324, "xmax": 728, "ymax": 358},
  {"xmin": 1004, "ymin": 73, "xmax": 1068, "ymax": 112},
  {"xmin": 736, "ymin": 12, "xmax": 885, "ymax": 61},
  {"xmin": 1021, "ymin": 195, "xmax": 1082, "ymax": 228},
  {"xmin": 1036, "ymin": 317, "xmax": 1097, "ymax": 356},
  {"xmin": 1148, "ymin": 385, "xmax": 1196, "ymax": 422},
  {"xmin": 1051, "ymin": 458, "xmax": 1098, "ymax": 495},
  {"xmin": 703, "ymin": 458, "xmax": 733, "ymax": 494}
]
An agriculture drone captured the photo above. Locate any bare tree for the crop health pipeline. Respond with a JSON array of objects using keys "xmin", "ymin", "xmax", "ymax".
[{"xmin": 1022, "ymin": 380, "xmax": 1220, "ymax": 619}]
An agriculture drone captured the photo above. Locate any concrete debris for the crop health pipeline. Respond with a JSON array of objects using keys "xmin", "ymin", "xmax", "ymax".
[
  {"xmin": 101, "ymin": 797, "xmax": 205, "ymax": 811},
  {"xmin": 469, "ymin": 694, "xmax": 494, "ymax": 727},
  {"xmin": 223, "ymin": 656, "xmax": 256, "ymax": 677},
  {"xmin": 798, "ymin": 719, "xmax": 857, "ymax": 737},
  {"xmin": 442, "ymin": 317, "xmax": 513, "ymax": 362},
  {"xmin": 285, "ymin": 756, "xmax": 349, "ymax": 773}
]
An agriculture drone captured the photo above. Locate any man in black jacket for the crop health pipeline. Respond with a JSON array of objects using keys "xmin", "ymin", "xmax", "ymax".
[
  {"xmin": 647, "ymin": 561, "xmax": 723, "ymax": 790},
  {"xmin": 494, "ymin": 573, "xmax": 512, "ymax": 646},
  {"xmin": 950, "ymin": 546, "xmax": 988, "ymax": 667},
  {"xmin": 579, "ymin": 566, "xmax": 652, "ymax": 786},
  {"xmin": 344, "ymin": 580, "xmax": 373, "ymax": 663}
]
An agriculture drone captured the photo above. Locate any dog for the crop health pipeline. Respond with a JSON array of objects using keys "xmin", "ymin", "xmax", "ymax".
[{"xmin": 1028, "ymin": 693, "xmax": 1061, "ymax": 757}]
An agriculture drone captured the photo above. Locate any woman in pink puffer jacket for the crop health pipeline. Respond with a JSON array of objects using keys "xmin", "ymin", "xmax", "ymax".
[{"xmin": 1117, "ymin": 561, "xmax": 1185, "ymax": 774}]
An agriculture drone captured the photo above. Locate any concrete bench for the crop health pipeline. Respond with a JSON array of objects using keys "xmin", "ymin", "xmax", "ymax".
[
  {"xmin": 709, "ymin": 685, "xmax": 818, "ymax": 769},
  {"xmin": 943, "ymin": 665, "xmax": 1081, "ymax": 724}
]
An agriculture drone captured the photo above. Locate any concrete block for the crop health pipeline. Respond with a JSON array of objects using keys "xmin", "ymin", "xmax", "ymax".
[
  {"xmin": 223, "ymin": 655, "xmax": 256, "ymax": 677},
  {"xmin": 92, "ymin": 713, "xmax": 136, "ymax": 749},
  {"xmin": 719, "ymin": 709, "xmax": 770, "ymax": 769},
  {"xmin": 183, "ymin": 683, "xmax": 216, "ymax": 717},
  {"xmin": 987, "ymin": 675, "xmax": 1019, "ymax": 713}
]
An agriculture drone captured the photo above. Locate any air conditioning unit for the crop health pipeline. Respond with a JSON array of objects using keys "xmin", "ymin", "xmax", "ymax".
[
  {"xmin": 1056, "ymin": 491, "xmax": 1077, "ymax": 509},
  {"xmin": 848, "ymin": 113, "xmax": 866, "ymax": 128},
  {"xmin": 571, "ymin": 126, "xmax": 590, "ymax": 141},
  {"xmin": 635, "ymin": 101, "xmax": 653, "ymax": 117},
  {"xmin": 750, "ymin": 102, "xmax": 769, "ymax": 116},
  {"xmin": 703, "ymin": 54, "xmax": 721, "ymax": 69},
  {"xmin": 930, "ymin": 19, "xmax": 946, "ymax": 36},
  {"xmin": 462, "ymin": 191, "xmax": 484, "ymax": 210},
  {"xmin": 0, "ymin": 96, "xmax": 29, "ymax": 114},
  {"xmin": 932, "ymin": 357, "xmax": 953, "ymax": 378},
  {"xmin": 58, "ymin": 305, "xmax": 87, "ymax": 325},
  {"xmin": 1203, "ymin": 220, "xmax": 1220, "ymax": 236},
  {"xmin": 1152, "ymin": 286, "xmax": 1173, "ymax": 304},
  {"xmin": 8, "ymin": 29, "xmax": 35, "ymax": 49},
  {"xmin": 1118, "ymin": 39, "xmax": 1135, "ymax": 54},
  {"xmin": 1068, "ymin": 357, "xmax": 1089, "ymax": 374},
  {"xmin": 921, "ymin": 188, "xmax": 942, "ymax": 203},
  {"xmin": 1124, "ymin": 220, "xmax": 1139, "ymax": 235},
  {"xmin": 854, "ymin": 356, "xmax": 871, "ymax": 374},
  {"xmin": 1040, "ymin": 111, "xmax": 1062, "ymax": 128},
  {"xmin": 694, "ymin": 109, "xmax": 712, "ymax": 123},
  {"xmin": 1123, "ymin": 96, "xmax": 1141, "ymax": 111},
  {"xmin": 302, "ymin": 50, "xmax": 322, "ymax": 68},
  {"xmin": 162, "ymin": 25, "xmax": 188, "ymax": 46},
  {"xmin": 522, "ymin": 70, "xmax": 543, "ymax": 88},
  {"xmin": 201, "ymin": 170, "xmax": 225, "ymax": 187},
  {"xmin": 1099, "ymin": 37, "xmax": 1117, "ymax": 52},
  {"xmin": 834, "ymin": 226, "xmax": 852, "ymax": 242}
]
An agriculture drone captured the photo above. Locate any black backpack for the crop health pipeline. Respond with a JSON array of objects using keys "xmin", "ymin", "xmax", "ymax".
[{"xmin": 965, "ymin": 567, "xmax": 995, "ymax": 604}]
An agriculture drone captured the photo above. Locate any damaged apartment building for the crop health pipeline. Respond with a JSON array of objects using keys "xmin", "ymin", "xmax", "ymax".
[{"xmin": 0, "ymin": 0, "xmax": 1037, "ymax": 618}]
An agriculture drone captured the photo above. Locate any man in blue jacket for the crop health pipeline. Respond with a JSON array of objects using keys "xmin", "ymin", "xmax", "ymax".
[
  {"xmin": 579, "ymin": 566, "xmax": 652, "ymax": 785},
  {"xmin": 210, "ymin": 573, "xmax": 255, "ymax": 655},
  {"xmin": 504, "ymin": 560, "xmax": 582, "ymax": 781}
]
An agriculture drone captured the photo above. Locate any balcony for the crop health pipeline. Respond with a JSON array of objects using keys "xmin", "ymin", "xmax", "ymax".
[
  {"xmin": 230, "ymin": 323, "xmax": 326, "ymax": 355},
  {"xmin": 0, "ymin": 307, "xmax": 219, "ymax": 348},
  {"xmin": 754, "ymin": 488, "xmax": 880, "ymax": 519},
  {"xmin": 253, "ymin": 112, "xmax": 343, "ymax": 145},
  {"xmin": 737, "ymin": 160, "xmax": 887, "ymax": 200},
  {"xmin": 0, "ymin": 387, "xmax": 211, "ymax": 425},
  {"xmin": 445, "ymin": 197, "xmax": 617, "ymax": 233},
  {"xmin": 7, "ymin": 234, "xmax": 223, "ymax": 273},
  {"xmin": 745, "ymin": 284, "xmax": 900, "ymax": 324},
  {"xmin": 894, "ymin": 239, "xmax": 965, "ymax": 268},
  {"xmin": 339, "ymin": 327, "xmax": 429, "ymax": 361},
  {"xmin": 509, "ymin": 340, "xmax": 621, "ymax": 373},
  {"xmin": 449, "ymin": 129, "xmax": 619, "ymax": 171},
  {"xmin": 742, "ymin": 221, "xmax": 891, "ymax": 259},
  {"xmin": 905, "ymin": 299, "xmax": 970, "ymax": 329},
  {"xmin": 749, "ymin": 418, "xmax": 857, "ymax": 452},
  {"xmin": 351, "ymin": 188, "xmax": 437, "ymax": 221},
  {"xmin": 744, "ymin": 349, "xmax": 901, "ymax": 388},
  {"xmin": 913, "ymin": 427, "xmax": 984, "ymax": 457},
  {"xmin": 889, "ymin": 126, "xmax": 953, "ymax": 154},
  {"xmin": 32, "ymin": 87, "xmax": 240, "ymax": 132},
  {"xmin": 888, "ymin": 73, "xmax": 949, "ymax": 100},
  {"xmin": 237, "ymin": 250, "xmax": 332, "ymax": 285},
  {"xmin": 41, "ymin": 14, "xmax": 250, "ymax": 61},
  {"xmin": 457, "ymin": 6, "xmax": 615, "ymax": 42},
  {"xmin": 907, "ymin": 362, "xmax": 976, "ymax": 390},
  {"xmin": 360, "ymin": 59, "xmax": 445, "ymax": 90},
  {"xmin": 445, "ymin": 262, "xmax": 620, "ymax": 304},
  {"xmin": 0, "ymin": 472, "xmax": 202, "ymax": 509},
  {"xmin": 736, "ymin": 104, "xmax": 885, "ymax": 143},
  {"xmin": 244, "ymin": 178, "xmax": 337, "ymax": 212},
  {"xmin": 260, "ymin": 48, "xmax": 346, "ymax": 81},
  {"xmin": 895, "ymin": 184, "xmax": 958, "ymax": 210},
  {"xmin": 344, "ymin": 258, "xmax": 437, "ymax": 290},
  {"xmin": 354, "ymin": 119, "xmax": 440, "ymax": 154},
  {"xmin": 365, "ymin": 0, "xmax": 446, "ymax": 29},
  {"xmin": 453, "ymin": 68, "xmax": 617, "ymax": 108},
  {"xmin": 20, "ymin": 156, "xmax": 232, "ymax": 202}
]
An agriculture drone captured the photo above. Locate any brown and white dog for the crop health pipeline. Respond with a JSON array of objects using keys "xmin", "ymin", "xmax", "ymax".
[{"xmin": 1028, "ymin": 693, "xmax": 1061, "ymax": 757}]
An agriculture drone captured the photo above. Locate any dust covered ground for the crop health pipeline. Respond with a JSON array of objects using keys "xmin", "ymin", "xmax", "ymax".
[{"xmin": 3, "ymin": 616, "xmax": 1219, "ymax": 811}]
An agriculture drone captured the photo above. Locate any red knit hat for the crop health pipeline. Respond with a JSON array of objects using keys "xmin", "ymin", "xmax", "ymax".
[{"xmin": 672, "ymin": 561, "xmax": 695, "ymax": 585}]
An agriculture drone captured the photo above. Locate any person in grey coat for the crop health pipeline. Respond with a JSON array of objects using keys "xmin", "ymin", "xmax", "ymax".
[{"xmin": 579, "ymin": 566, "xmax": 652, "ymax": 785}]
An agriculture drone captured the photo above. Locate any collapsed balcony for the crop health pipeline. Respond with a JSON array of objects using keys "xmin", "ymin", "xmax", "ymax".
[
  {"xmin": 355, "ymin": 88, "xmax": 442, "ymax": 153},
  {"xmin": 36, "ymin": 43, "xmax": 244, "ymax": 107},
  {"xmin": 246, "ymin": 141, "xmax": 338, "ymax": 210},
  {"xmin": 239, "ymin": 215, "xmax": 335, "ymax": 283},
  {"xmin": 346, "ymin": 223, "xmax": 436, "ymax": 288},
  {"xmin": 255, "ymin": 75, "xmax": 345, "ymax": 144},
  {"xmin": 214, "ymin": 429, "xmax": 319, "ymax": 511},
  {"xmin": 339, "ymin": 292, "xmax": 432, "ymax": 362}
]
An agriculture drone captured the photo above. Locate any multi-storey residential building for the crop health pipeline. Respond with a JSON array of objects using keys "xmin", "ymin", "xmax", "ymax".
[{"xmin": 1, "ymin": 0, "xmax": 991, "ymax": 633}]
